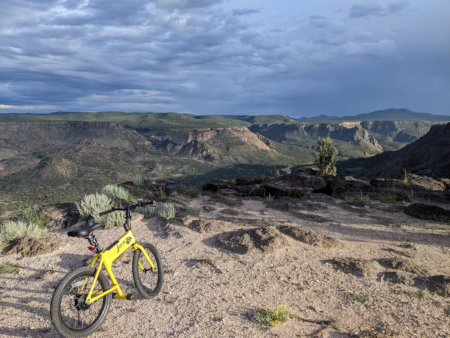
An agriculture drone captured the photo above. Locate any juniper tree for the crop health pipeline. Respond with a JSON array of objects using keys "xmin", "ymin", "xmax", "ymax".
[{"xmin": 315, "ymin": 137, "xmax": 338, "ymax": 176}]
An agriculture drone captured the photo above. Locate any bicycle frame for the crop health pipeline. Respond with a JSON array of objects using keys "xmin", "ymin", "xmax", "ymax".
[{"xmin": 82, "ymin": 230, "xmax": 156, "ymax": 304}]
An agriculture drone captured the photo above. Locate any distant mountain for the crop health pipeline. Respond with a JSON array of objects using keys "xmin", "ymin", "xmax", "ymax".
[
  {"xmin": 338, "ymin": 122, "xmax": 450, "ymax": 179},
  {"xmin": 296, "ymin": 109, "xmax": 450, "ymax": 122}
]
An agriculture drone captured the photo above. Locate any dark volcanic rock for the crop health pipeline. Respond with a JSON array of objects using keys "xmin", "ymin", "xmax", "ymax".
[
  {"xmin": 326, "ymin": 176, "xmax": 374, "ymax": 197},
  {"xmin": 278, "ymin": 225, "xmax": 341, "ymax": 248},
  {"xmin": 404, "ymin": 203, "xmax": 450, "ymax": 223},
  {"xmin": 263, "ymin": 173, "xmax": 327, "ymax": 198},
  {"xmin": 216, "ymin": 227, "xmax": 287, "ymax": 254},
  {"xmin": 235, "ymin": 176, "xmax": 264, "ymax": 185},
  {"xmin": 41, "ymin": 203, "xmax": 79, "ymax": 229},
  {"xmin": 204, "ymin": 179, "xmax": 234, "ymax": 191}
]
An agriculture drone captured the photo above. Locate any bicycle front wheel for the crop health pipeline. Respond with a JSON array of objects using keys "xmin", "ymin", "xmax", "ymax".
[
  {"xmin": 132, "ymin": 243, "xmax": 164, "ymax": 298},
  {"xmin": 50, "ymin": 266, "xmax": 111, "ymax": 337}
]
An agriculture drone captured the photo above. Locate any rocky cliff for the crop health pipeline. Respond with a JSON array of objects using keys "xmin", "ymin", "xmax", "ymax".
[{"xmin": 338, "ymin": 122, "xmax": 450, "ymax": 178}]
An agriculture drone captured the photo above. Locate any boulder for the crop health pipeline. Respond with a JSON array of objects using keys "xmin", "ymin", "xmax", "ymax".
[
  {"xmin": 404, "ymin": 203, "xmax": 450, "ymax": 223},
  {"xmin": 41, "ymin": 203, "xmax": 79, "ymax": 229},
  {"xmin": 407, "ymin": 174, "xmax": 446, "ymax": 192},
  {"xmin": 327, "ymin": 176, "xmax": 374, "ymax": 197},
  {"xmin": 235, "ymin": 176, "xmax": 264, "ymax": 185},
  {"xmin": 204, "ymin": 179, "xmax": 234, "ymax": 192}
]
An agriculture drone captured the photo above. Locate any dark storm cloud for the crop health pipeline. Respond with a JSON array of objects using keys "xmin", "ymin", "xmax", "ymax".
[
  {"xmin": 232, "ymin": 8, "xmax": 260, "ymax": 16},
  {"xmin": 0, "ymin": 0, "xmax": 448, "ymax": 115},
  {"xmin": 150, "ymin": 0, "xmax": 222, "ymax": 10}
]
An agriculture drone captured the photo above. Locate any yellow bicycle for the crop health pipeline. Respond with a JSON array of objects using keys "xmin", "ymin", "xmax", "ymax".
[{"xmin": 50, "ymin": 200, "xmax": 163, "ymax": 337}]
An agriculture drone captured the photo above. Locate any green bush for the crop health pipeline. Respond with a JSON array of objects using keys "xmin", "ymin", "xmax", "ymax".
[
  {"xmin": 315, "ymin": 137, "xmax": 338, "ymax": 176},
  {"xmin": 184, "ymin": 207, "xmax": 203, "ymax": 216},
  {"xmin": 132, "ymin": 174, "xmax": 143, "ymax": 186},
  {"xmin": 0, "ymin": 263, "xmax": 19, "ymax": 274},
  {"xmin": 256, "ymin": 305, "xmax": 290, "ymax": 327},
  {"xmin": 378, "ymin": 191, "xmax": 397, "ymax": 203},
  {"xmin": 77, "ymin": 193, "xmax": 112, "ymax": 223},
  {"xmin": 77, "ymin": 193, "xmax": 126, "ymax": 228},
  {"xmin": 358, "ymin": 194, "xmax": 371, "ymax": 205},
  {"xmin": 265, "ymin": 193, "xmax": 274, "ymax": 203},
  {"xmin": 188, "ymin": 189, "xmax": 200, "ymax": 198},
  {"xmin": 103, "ymin": 210, "xmax": 126, "ymax": 229},
  {"xmin": 0, "ymin": 221, "xmax": 48, "ymax": 251},
  {"xmin": 101, "ymin": 185, "xmax": 136, "ymax": 202},
  {"xmin": 22, "ymin": 207, "xmax": 48, "ymax": 229},
  {"xmin": 135, "ymin": 206, "xmax": 157, "ymax": 218},
  {"xmin": 158, "ymin": 203, "xmax": 176, "ymax": 220}
]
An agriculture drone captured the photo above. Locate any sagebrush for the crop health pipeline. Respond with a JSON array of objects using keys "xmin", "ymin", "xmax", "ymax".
[
  {"xmin": 77, "ymin": 193, "xmax": 125, "ymax": 228},
  {"xmin": 0, "ymin": 221, "xmax": 48, "ymax": 250},
  {"xmin": 101, "ymin": 185, "xmax": 135, "ymax": 202}
]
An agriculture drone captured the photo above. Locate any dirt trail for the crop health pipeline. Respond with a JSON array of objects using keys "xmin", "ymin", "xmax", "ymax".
[{"xmin": 0, "ymin": 195, "xmax": 448, "ymax": 337}]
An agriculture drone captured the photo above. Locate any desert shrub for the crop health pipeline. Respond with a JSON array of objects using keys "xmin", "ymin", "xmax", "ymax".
[
  {"xmin": 22, "ymin": 207, "xmax": 48, "ymax": 229},
  {"xmin": 102, "ymin": 185, "xmax": 136, "ymax": 202},
  {"xmin": 378, "ymin": 191, "xmax": 397, "ymax": 203},
  {"xmin": 103, "ymin": 210, "xmax": 126, "ymax": 229},
  {"xmin": 358, "ymin": 194, "xmax": 371, "ymax": 205},
  {"xmin": 410, "ymin": 289, "xmax": 429, "ymax": 299},
  {"xmin": 344, "ymin": 195, "xmax": 355, "ymax": 203},
  {"xmin": 353, "ymin": 293, "xmax": 372, "ymax": 303},
  {"xmin": 265, "ymin": 193, "xmax": 274, "ymax": 203},
  {"xmin": 135, "ymin": 206, "xmax": 157, "ymax": 218},
  {"xmin": 255, "ymin": 305, "xmax": 290, "ymax": 327},
  {"xmin": 77, "ymin": 193, "xmax": 126, "ymax": 228},
  {"xmin": 188, "ymin": 189, "xmax": 200, "ymax": 198},
  {"xmin": 132, "ymin": 174, "xmax": 143, "ymax": 186},
  {"xmin": 158, "ymin": 203, "xmax": 176, "ymax": 220},
  {"xmin": 184, "ymin": 207, "xmax": 203, "ymax": 216},
  {"xmin": 402, "ymin": 169, "xmax": 410, "ymax": 186},
  {"xmin": 158, "ymin": 187, "xmax": 167, "ymax": 201},
  {"xmin": 315, "ymin": 137, "xmax": 338, "ymax": 176},
  {"xmin": 0, "ymin": 220, "xmax": 48, "ymax": 251},
  {"xmin": 0, "ymin": 263, "xmax": 19, "ymax": 274}
]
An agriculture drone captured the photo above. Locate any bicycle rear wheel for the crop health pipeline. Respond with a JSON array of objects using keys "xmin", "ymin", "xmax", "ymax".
[
  {"xmin": 132, "ymin": 243, "xmax": 164, "ymax": 298},
  {"xmin": 50, "ymin": 266, "xmax": 111, "ymax": 337}
]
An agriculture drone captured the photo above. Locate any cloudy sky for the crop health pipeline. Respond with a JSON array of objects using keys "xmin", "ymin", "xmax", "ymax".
[{"xmin": 0, "ymin": 0, "xmax": 449, "ymax": 116}]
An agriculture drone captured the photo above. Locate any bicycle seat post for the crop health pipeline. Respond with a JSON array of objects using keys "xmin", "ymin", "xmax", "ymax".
[
  {"xmin": 124, "ymin": 207, "xmax": 132, "ymax": 231},
  {"xmin": 87, "ymin": 233, "xmax": 101, "ymax": 253}
]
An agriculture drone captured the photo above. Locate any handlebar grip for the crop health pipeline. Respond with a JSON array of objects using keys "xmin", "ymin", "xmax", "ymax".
[{"xmin": 139, "ymin": 201, "xmax": 153, "ymax": 207}]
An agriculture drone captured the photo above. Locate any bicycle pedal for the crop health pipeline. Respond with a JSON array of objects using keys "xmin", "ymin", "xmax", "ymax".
[{"xmin": 126, "ymin": 294, "xmax": 135, "ymax": 300}]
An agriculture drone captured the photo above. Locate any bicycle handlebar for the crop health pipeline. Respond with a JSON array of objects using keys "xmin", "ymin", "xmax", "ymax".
[{"xmin": 98, "ymin": 200, "xmax": 153, "ymax": 216}]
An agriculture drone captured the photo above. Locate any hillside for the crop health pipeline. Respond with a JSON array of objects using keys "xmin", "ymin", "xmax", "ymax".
[
  {"xmin": 0, "ymin": 111, "xmax": 442, "ymax": 214},
  {"xmin": 338, "ymin": 122, "xmax": 450, "ymax": 178}
]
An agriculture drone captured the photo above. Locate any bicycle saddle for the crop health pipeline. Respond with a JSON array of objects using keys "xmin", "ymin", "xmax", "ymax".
[{"xmin": 68, "ymin": 223, "xmax": 102, "ymax": 238}]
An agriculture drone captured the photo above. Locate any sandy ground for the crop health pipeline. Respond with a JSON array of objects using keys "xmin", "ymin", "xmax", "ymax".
[{"xmin": 0, "ymin": 194, "xmax": 449, "ymax": 337}]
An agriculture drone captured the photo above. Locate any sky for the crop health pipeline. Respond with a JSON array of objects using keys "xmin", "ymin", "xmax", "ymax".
[{"xmin": 0, "ymin": 0, "xmax": 449, "ymax": 117}]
